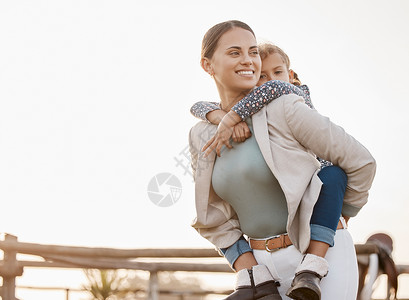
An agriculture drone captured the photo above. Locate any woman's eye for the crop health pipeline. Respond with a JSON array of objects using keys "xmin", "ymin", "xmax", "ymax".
[
  {"xmin": 251, "ymin": 50, "xmax": 259, "ymax": 55},
  {"xmin": 275, "ymin": 71, "xmax": 283, "ymax": 75},
  {"xmin": 230, "ymin": 51, "xmax": 240, "ymax": 55},
  {"xmin": 260, "ymin": 74, "xmax": 266, "ymax": 79}
]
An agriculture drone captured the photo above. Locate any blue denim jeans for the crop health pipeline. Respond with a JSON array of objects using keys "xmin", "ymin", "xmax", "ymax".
[
  {"xmin": 219, "ymin": 165, "xmax": 347, "ymax": 269},
  {"xmin": 310, "ymin": 165, "xmax": 347, "ymax": 246}
]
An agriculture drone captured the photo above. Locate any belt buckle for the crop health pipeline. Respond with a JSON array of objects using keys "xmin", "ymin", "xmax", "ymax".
[
  {"xmin": 264, "ymin": 237, "xmax": 279, "ymax": 253},
  {"xmin": 264, "ymin": 235, "xmax": 286, "ymax": 253}
]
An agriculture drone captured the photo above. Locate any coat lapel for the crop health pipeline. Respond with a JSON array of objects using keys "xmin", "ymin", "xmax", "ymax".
[
  {"xmin": 252, "ymin": 107, "xmax": 276, "ymax": 173},
  {"xmin": 193, "ymin": 123, "xmax": 217, "ymax": 217}
]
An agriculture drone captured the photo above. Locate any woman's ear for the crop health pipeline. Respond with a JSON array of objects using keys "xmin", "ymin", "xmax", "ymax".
[
  {"xmin": 201, "ymin": 57, "xmax": 214, "ymax": 76},
  {"xmin": 289, "ymin": 69, "xmax": 295, "ymax": 83}
]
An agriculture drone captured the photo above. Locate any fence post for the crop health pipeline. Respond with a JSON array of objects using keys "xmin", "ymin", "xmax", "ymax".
[
  {"xmin": 147, "ymin": 271, "xmax": 159, "ymax": 300},
  {"xmin": 0, "ymin": 234, "xmax": 24, "ymax": 300}
]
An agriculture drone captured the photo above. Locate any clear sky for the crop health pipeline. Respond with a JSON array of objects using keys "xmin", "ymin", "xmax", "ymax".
[{"xmin": 1, "ymin": 0, "xmax": 409, "ymax": 299}]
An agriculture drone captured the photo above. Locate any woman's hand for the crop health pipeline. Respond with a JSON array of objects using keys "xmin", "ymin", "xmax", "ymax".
[{"xmin": 232, "ymin": 121, "xmax": 251, "ymax": 143}]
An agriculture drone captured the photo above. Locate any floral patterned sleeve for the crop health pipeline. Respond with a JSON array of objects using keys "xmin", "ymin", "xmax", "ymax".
[
  {"xmin": 190, "ymin": 81, "xmax": 310, "ymax": 122},
  {"xmin": 190, "ymin": 101, "xmax": 221, "ymax": 123},
  {"xmin": 230, "ymin": 80, "xmax": 332, "ymax": 169},
  {"xmin": 297, "ymin": 85, "xmax": 314, "ymax": 109},
  {"xmin": 189, "ymin": 81, "xmax": 332, "ymax": 168},
  {"xmin": 231, "ymin": 80, "xmax": 312, "ymax": 120}
]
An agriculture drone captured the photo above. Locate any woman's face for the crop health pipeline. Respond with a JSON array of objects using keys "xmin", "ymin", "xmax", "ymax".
[
  {"xmin": 208, "ymin": 27, "xmax": 261, "ymax": 93},
  {"xmin": 257, "ymin": 53, "xmax": 292, "ymax": 86}
]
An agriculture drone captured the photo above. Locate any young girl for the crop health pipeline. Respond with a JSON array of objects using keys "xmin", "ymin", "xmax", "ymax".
[{"xmin": 191, "ymin": 43, "xmax": 350, "ymax": 299}]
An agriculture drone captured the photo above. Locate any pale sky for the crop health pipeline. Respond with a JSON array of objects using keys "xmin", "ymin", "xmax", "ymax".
[{"xmin": 1, "ymin": 0, "xmax": 409, "ymax": 299}]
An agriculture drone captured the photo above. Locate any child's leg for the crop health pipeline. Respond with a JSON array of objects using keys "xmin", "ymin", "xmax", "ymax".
[
  {"xmin": 310, "ymin": 165, "xmax": 347, "ymax": 251},
  {"xmin": 287, "ymin": 165, "xmax": 347, "ymax": 299}
]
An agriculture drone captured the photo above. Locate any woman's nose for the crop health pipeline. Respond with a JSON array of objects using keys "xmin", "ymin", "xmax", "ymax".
[{"xmin": 241, "ymin": 54, "xmax": 253, "ymax": 65}]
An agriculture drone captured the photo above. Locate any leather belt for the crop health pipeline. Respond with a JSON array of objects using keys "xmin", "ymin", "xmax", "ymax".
[
  {"xmin": 249, "ymin": 234, "xmax": 292, "ymax": 252},
  {"xmin": 250, "ymin": 219, "xmax": 345, "ymax": 252}
]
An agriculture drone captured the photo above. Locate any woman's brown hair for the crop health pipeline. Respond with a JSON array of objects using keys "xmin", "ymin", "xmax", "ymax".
[
  {"xmin": 201, "ymin": 20, "xmax": 256, "ymax": 60},
  {"xmin": 258, "ymin": 43, "xmax": 302, "ymax": 86}
]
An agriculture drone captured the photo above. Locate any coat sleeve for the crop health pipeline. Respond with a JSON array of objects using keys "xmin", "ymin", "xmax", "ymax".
[
  {"xmin": 189, "ymin": 123, "xmax": 243, "ymax": 248},
  {"xmin": 282, "ymin": 95, "xmax": 376, "ymax": 217}
]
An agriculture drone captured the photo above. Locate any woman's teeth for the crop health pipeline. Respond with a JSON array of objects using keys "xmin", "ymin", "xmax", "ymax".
[{"xmin": 237, "ymin": 71, "xmax": 253, "ymax": 75}]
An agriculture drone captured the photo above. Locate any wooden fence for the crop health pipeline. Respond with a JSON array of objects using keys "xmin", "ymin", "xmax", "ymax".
[{"xmin": 1, "ymin": 233, "xmax": 408, "ymax": 300}]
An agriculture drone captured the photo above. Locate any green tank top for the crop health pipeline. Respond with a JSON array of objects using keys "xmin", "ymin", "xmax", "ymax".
[{"xmin": 212, "ymin": 119, "xmax": 288, "ymax": 239}]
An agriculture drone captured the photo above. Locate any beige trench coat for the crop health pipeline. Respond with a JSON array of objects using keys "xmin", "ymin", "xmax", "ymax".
[{"xmin": 189, "ymin": 94, "xmax": 376, "ymax": 253}]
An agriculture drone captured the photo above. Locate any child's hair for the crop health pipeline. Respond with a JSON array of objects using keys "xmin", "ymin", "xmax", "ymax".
[{"xmin": 258, "ymin": 43, "xmax": 302, "ymax": 86}]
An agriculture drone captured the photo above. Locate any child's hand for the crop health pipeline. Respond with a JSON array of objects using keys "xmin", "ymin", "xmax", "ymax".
[
  {"xmin": 202, "ymin": 120, "xmax": 234, "ymax": 158},
  {"xmin": 202, "ymin": 110, "xmax": 242, "ymax": 158},
  {"xmin": 232, "ymin": 121, "xmax": 251, "ymax": 143}
]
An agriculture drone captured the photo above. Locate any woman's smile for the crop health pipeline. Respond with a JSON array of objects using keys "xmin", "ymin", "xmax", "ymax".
[{"xmin": 236, "ymin": 70, "xmax": 255, "ymax": 77}]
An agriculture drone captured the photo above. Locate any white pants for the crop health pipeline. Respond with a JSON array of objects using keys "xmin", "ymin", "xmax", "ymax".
[{"xmin": 253, "ymin": 229, "xmax": 358, "ymax": 300}]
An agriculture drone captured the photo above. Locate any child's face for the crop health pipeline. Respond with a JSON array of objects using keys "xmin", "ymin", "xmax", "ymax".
[{"xmin": 257, "ymin": 53, "xmax": 292, "ymax": 86}]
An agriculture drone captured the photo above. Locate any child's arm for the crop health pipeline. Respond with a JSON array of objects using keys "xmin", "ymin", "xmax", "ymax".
[
  {"xmin": 297, "ymin": 85, "xmax": 315, "ymax": 109},
  {"xmin": 191, "ymin": 102, "xmax": 251, "ymax": 142},
  {"xmin": 190, "ymin": 101, "xmax": 225, "ymax": 124},
  {"xmin": 231, "ymin": 80, "xmax": 308, "ymax": 120},
  {"xmin": 202, "ymin": 81, "xmax": 307, "ymax": 157},
  {"xmin": 191, "ymin": 81, "xmax": 309, "ymax": 123}
]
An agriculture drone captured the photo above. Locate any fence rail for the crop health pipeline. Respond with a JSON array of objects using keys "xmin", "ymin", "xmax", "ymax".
[{"xmin": 1, "ymin": 233, "xmax": 408, "ymax": 300}]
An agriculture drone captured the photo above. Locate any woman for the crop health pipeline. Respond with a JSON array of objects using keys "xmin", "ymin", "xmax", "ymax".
[
  {"xmin": 189, "ymin": 20, "xmax": 376, "ymax": 300},
  {"xmin": 191, "ymin": 42, "xmax": 349, "ymax": 300}
]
